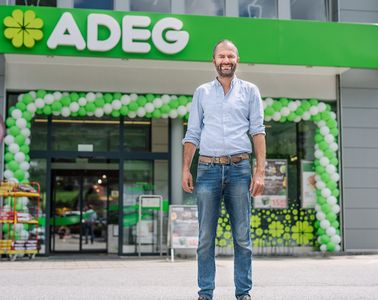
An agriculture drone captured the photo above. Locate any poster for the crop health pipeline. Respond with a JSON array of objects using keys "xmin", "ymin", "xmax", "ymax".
[
  {"xmin": 301, "ymin": 160, "xmax": 316, "ymax": 208},
  {"xmin": 168, "ymin": 205, "xmax": 198, "ymax": 249},
  {"xmin": 253, "ymin": 159, "xmax": 288, "ymax": 209}
]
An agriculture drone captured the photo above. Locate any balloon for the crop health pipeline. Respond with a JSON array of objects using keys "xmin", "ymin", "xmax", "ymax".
[
  {"xmin": 95, "ymin": 97, "xmax": 105, "ymax": 108},
  {"xmin": 264, "ymin": 97, "xmax": 273, "ymax": 106},
  {"xmin": 128, "ymin": 111, "xmax": 137, "ymax": 118},
  {"xmin": 319, "ymin": 157, "xmax": 330, "ymax": 167},
  {"xmin": 264, "ymin": 107, "xmax": 274, "ymax": 116},
  {"xmin": 70, "ymin": 92, "xmax": 79, "ymax": 102},
  {"xmin": 43, "ymin": 105, "xmax": 52, "ymax": 115},
  {"xmin": 35, "ymin": 98, "xmax": 45, "ymax": 109},
  {"xmin": 112, "ymin": 100, "xmax": 122, "ymax": 110},
  {"xmin": 272, "ymin": 102, "xmax": 282, "ymax": 111},
  {"xmin": 309, "ymin": 106, "xmax": 319, "ymax": 115},
  {"xmin": 327, "ymin": 196, "xmax": 337, "ymax": 206},
  {"xmin": 85, "ymin": 103, "xmax": 96, "ymax": 113},
  {"xmin": 121, "ymin": 95, "xmax": 131, "ymax": 105},
  {"xmin": 111, "ymin": 110, "xmax": 120, "ymax": 118},
  {"xmin": 61, "ymin": 107, "xmax": 71, "ymax": 117},
  {"xmin": 15, "ymin": 134, "xmax": 26, "ymax": 146},
  {"xmin": 113, "ymin": 92, "xmax": 122, "ymax": 100},
  {"xmin": 53, "ymin": 91, "xmax": 62, "ymax": 100},
  {"xmin": 326, "ymin": 164, "xmax": 336, "ymax": 174},
  {"xmin": 320, "ymin": 126, "xmax": 330, "ymax": 136},
  {"xmin": 317, "ymin": 102, "xmax": 326, "ymax": 112},
  {"xmin": 20, "ymin": 161, "xmax": 30, "ymax": 171},
  {"xmin": 20, "ymin": 144, "xmax": 30, "ymax": 154},
  {"xmin": 325, "ymin": 134, "xmax": 334, "ymax": 143},
  {"xmin": 104, "ymin": 93, "xmax": 113, "ymax": 103},
  {"xmin": 161, "ymin": 94, "xmax": 170, "ymax": 103},
  {"xmin": 331, "ymin": 173, "xmax": 340, "ymax": 182},
  {"xmin": 14, "ymin": 169, "xmax": 25, "ymax": 181},
  {"xmin": 11, "ymin": 109, "xmax": 23, "ymax": 119},
  {"xmin": 161, "ymin": 104, "xmax": 170, "ymax": 114},
  {"xmin": 129, "ymin": 102, "xmax": 138, "ymax": 112},
  {"xmin": 60, "ymin": 96, "xmax": 71, "ymax": 106},
  {"xmin": 302, "ymin": 112, "xmax": 311, "ymax": 120},
  {"xmin": 272, "ymin": 112, "xmax": 281, "ymax": 121},
  {"xmin": 130, "ymin": 93, "xmax": 138, "ymax": 101},
  {"xmin": 4, "ymin": 135, "xmax": 15, "ymax": 145},
  {"xmin": 320, "ymin": 244, "xmax": 327, "ymax": 252},
  {"xmin": 69, "ymin": 102, "xmax": 80, "ymax": 113},
  {"xmin": 288, "ymin": 101, "xmax": 297, "ymax": 111},
  {"xmin": 152, "ymin": 109, "xmax": 161, "ymax": 118},
  {"xmin": 4, "ymin": 170, "xmax": 14, "ymax": 179},
  {"xmin": 44, "ymin": 94, "xmax": 54, "ymax": 104},
  {"xmin": 169, "ymin": 109, "xmax": 178, "ymax": 118},
  {"xmin": 103, "ymin": 103, "xmax": 113, "ymax": 114},
  {"xmin": 316, "ymin": 212, "xmax": 325, "ymax": 221},
  {"xmin": 51, "ymin": 102, "xmax": 62, "ymax": 112},
  {"xmin": 145, "ymin": 103, "xmax": 154, "ymax": 113},
  {"xmin": 331, "ymin": 204, "xmax": 340, "ymax": 214},
  {"xmin": 321, "ymin": 188, "xmax": 331, "ymax": 198},
  {"xmin": 137, "ymin": 96, "xmax": 147, "ymax": 106},
  {"xmin": 319, "ymin": 234, "xmax": 330, "ymax": 244},
  {"xmin": 177, "ymin": 106, "xmax": 187, "ymax": 116},
  {"xmin": 326, "ymin": 227, "xmax": 336, "ymax": 236},
  {"xmin": 120, "ymin": 106, "xmax": 129, "ymax": 116},
  {"xmin": 320, "ymin": 219, "xmax": 330, "ymax": 229},
  {"xmin": 314, "ymin": 150, "xmax": 323, "ymax": 159},
  {"xmin": 326, "ymin": 242, "xmax": 335, "ymax": 252},
  {"xmin": 8, "ymin": 143, "xmax": 20, "ymax": 153},
  {"xmin": 136, "ymin": 107, "xmax": 146, "ymax": 117},
  {"xmin": 94, "ymin": 108, "xmax": 104, "ymax": 118},
  {"xmin": 331, "ymin": 235, "xmax": 341, "ymax": 244},
  {"xmin": 178, "ymin": 96, "xmax": 188, "ymax": 106},
  {"xmin": 281, "ymin": 107, "xmax": 290, "ymax": 116},
  {"xmin": 21, "ymin": 128, "xmax": 31, "ymax": 137},
  {"xmin": 78, "ymin": 97, "xmax": 87, "ymax": 106},
  {"xmin": 330, "ymin": 143, "xmax": 338, "ymax": 151},
  {"xmin": 86, "ymin": 92, "xmax": 96, "ymax": 102},
  {"xmin": 78, "ymin": 108, "xmax": 86, "ymax": 117}
]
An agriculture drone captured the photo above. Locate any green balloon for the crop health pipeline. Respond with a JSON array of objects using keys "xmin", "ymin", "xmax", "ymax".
[
  {"xmin": 330, "ymin": 157, "xmax": 338, "ymax": 166},
  {"xmin": 8, "ymin": 161, "xmax": 19, "ymax": 172},
  {"xmin": 326, "ymin": 212, "xmax": 337, "ymax": 222},
  {"xmin": 301, "ymin": 100, "xmax": 310, "ymax": 110},
  {"xmin": 320, "ymin": 112, "xmax": 331, "ymax": 121},
  {"xmin": 319, "ymin": 141, "xmax": 328, "ymax": 151},
  {"xmin": 104, "ymin": 93, "xmax": 113, "ymax": 103},
  {"xmin": 95, "ymin": 97, "xmax": 105, "ymax": 108},
  {"xmin": 15, "ymin": 134, "xmax": 26, "ymax": 146},
  {"xmin": 272, "ymin": 102, "xmax": 282, "ymax": 111},
  {"xmin": 326, "ymin": 242, "xmax": 335, "ymax": 252},
  {"xmin": 60, "ymin": 96, "xmax": 71, "ymax": 106},
  {"xmin": 8, "ymin": 106, "xmax": 15, "ymax": 115},
  {"xmin": 113, "ymin": 92, "xmax": 122, "ymax": 100},
  {"xmin": 320, "ymin": 172, "xmax": 330, "ymax": 183},
  {"xmin": 129, "ymin": 102, "xmax": 138, "ymax": 112},
  {"xmin": 161, "ymin": 104, "xmax": 170, "ymax": 114},
  {"xmin": 70, "ymin": 92, "xmax": 79, "ymax": 102},
  {"xmin": 43, "ymin": 105, "xmax": 52, "ymax": 115},
  {"xmin": 71, "ymin": 112, "xmax": 78, "ymax": 117},
  {"xmin": 16, "ymin": 102, "xmax": 27, "ymax": 111},
  {"xmin": 178, "ymin": 96, "xmax": 188, "ymax": 106},
  {"xmin": 317, "ymin": 196, "xmax": 326, "ymax": 205},
  {"xmin": 279, "ymin": 98, "xmax": 289, "ymax": 106},
  {"xmin": 311, "ymin": 114, "xmax": 321, "ymax": 122},
  {"xmin": 78, "ymin": 107, "xmax": 86, "ymax": 117},
  {"xmin": 328, "ymin": 181, "xmax": 337, "ymax": 190},
  {"xmin": 317, "ymin": 228, "xmax": 325, "ymax": 236},
  {"xmin": 37, "ymin": 89, "xmax": 47, "ymax": 98},
  {"xmin": 309, "ymin": 98, "xmax": 318, "ymax": 105},
  {"xmin": 111, "ymin": 110, "xmax": 120, "ymax": 118},
  {"xmin": 25, "ymin": 154, "xmax": 30, "ymax": 162},
  {"xmin": 287, "ymin": 112, "xmax": 296, "ymax": 121},
  {"xmin": 85, "ymin": 102, "xmax": 96, "ymax": 113},
  {"xmin": 169, "ymin": 99, "xmax": 179, "ymax": 109},
  {"xmin": 51, "ymin": 102, "xmax": 62, "ymax": 112},
  {"xmin": 296, "ymin": 107, "xmax": 304, "ymax": 115},
  {"xmin": 315, "ymin": 134, "xmax": 323, "ymax": 143},
  {"xmin": 120, "ymin": 105, "xmax": 129, "ymax": 116},
  {"xmin": 321, "ymin": 203, "xmax": 331, "ymax": 214},
  {"xmin": 332, "ymin": 189, "xmax": 340, "ymax": 197},
  {"xmin": 4, "ymin": 152, "xmax": 14, "ymax": 162},
  {"xmin": 146, "ymin": 112, "xmax": 152, "ymax": 118},
  {"xmin": 20, "ymin": 144, "xmax": 30, "ymax": 154},
  {"xmin": 36, "ymin": 108, "xmax": 44, "ymax": 115},
  {"xmin": 152, "ymin": 109, "xmax": 161, "ymax": 118},
  {"xmin": 9, "ymin": 126, "xmax": 21, "ymax": 136},
  {"xmin": 264, "ymin": 107, "xmax": 274, "ymax": 116},
  {"xmin": 314, "ymin": 160, "xmax": 320, "ymax": 167},
  {"xmin": 320, "ymin": 234, "xmax": 330, "ymax": 244},
  {"xmin": 146, "ymin": 94, "xmax": 155, "ymax": 102},
  {"xmin": 315, "ymin": 165, "xmax": 325, "ymax": 174},
  {"xmin": 79, "ymin": 92, "xmax": 86, "ymax": 97},
  {"xmin": 314, "ymin": 220, "xmax": 320, "ymax": 229},
  {"xmin": 330, "ymin": 127, "xmax": 338, "ymax": 137},
  {"xmin": 22, "ymin": 94, "xmax": 33, "ymax": 105},
  {"xmin": 14, "ymin": 169, "xmax": 25, "ymax": 181},
  {"xmin": 23, "ymin": 111, "xmax": 33, "ymax": 121},
  {"xmin": 6, "ymin": 117, "xmax": 16, "ymax": 127},
  {"xmin": 137, "ymin": 96, "xmax": 147, "ymax": 106}
]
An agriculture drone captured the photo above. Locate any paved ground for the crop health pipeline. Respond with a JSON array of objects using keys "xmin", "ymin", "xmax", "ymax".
[{"xmin": 0, "ymin": 254, "xmax": 377, "ymax": 300}]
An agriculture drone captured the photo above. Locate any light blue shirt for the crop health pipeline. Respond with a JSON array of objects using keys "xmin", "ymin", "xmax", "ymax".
[{"xmin": 182, "ymin": 76, "xmax": 265, "ymax": 156}]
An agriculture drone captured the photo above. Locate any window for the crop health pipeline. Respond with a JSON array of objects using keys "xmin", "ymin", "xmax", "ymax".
[
  {"xmin": 130, "ymin": 0, "xmax": 171, "ymax": 13},
  {"xmin": 291, "ymin": 0, "xmax": 329, "ymax": 21},
  {"xmin": 185, "ymin": 0, "xmax": 224, "ymax": 16},
  {"xmin": 16, "ymin": 0, "xmax": 56, "ymax": 6},
  {"xmin": 74, "ymin": 0, "xmax": 113, "ymax": 10},
  {"xmin": 239, "ymin": 0, "xmax": 278, "ymax": 19}
]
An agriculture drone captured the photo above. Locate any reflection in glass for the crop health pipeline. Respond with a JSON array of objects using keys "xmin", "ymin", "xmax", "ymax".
[
  {"xmin": 31, "ymin": 118, "xmax": 48, "ymax": 151},
  {"xmin": 185, "ymin": 0, "xmax": 224, "ymax": 16},
  {"xmin": 291, "ymin": 0, "xmax": 328, "ymax": 21},
  {"xmin": 239, "ymin": 0, "xmax": 278, "ymax": 19},
  {"xmin": 16, "ymin": 0, "xmax": 57, "ymax": 6},
  {"xmin": 130, "ymin": 0, "xmax": 171, "ymax": 13},
  {"xmin": 74, "ymin": 0, "xmax": 113, "ymax": 9},
  {"xmin": 124, "ymin": 119, "xmax": 151, "ymax": 152}
]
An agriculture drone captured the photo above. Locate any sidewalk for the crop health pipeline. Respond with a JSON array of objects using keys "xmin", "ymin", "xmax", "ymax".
[{"xmin": 0, "ymin": 254, "xmax": 377, "ymax": 300}]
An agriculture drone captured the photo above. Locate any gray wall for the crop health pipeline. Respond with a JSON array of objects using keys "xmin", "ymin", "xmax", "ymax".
[{"xmin": 339, "ymin": 0, "xmax": 378, "ymax": 251}]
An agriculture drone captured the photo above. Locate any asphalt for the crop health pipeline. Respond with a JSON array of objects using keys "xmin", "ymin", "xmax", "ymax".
[{"xmin": 0, "ymin": 254, "xmax": 377, "ymax": 300}]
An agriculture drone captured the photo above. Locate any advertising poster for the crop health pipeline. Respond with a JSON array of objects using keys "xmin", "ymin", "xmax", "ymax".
[
  {"xmin": 253, "ymin": 159, "xmax": 288, "ymax": 209},
  {"xmin": 168, "ymin": 205, "xmax": 198, "ymax": 249},
  {"xmin": 301, "ymin": 160, "xmax": 316, "ymax": 208}
]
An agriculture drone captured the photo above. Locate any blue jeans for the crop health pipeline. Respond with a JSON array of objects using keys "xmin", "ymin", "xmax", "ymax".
[{"xmin": 196, "ymin": 159, "xmax": 252, "ymax": 300}]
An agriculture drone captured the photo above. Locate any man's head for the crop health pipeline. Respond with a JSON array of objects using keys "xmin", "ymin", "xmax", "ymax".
[{"xmin": 212, "ymin": 40, "xmax": 239, "ymax": 78}]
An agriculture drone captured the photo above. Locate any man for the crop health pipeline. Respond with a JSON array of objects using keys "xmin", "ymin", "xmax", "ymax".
[{"xmin": 182, "ymin": 40, "xmax": 266, "ymax": 300}]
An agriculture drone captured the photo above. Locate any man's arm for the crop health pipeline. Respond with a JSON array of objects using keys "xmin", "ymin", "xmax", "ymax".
[
  {"xmin": 182, "ymin": 142, "xmax": 197, "ymax": 193},
  {"xmin": 250, "ymin": 133, "xmax": 266, "ymax": 197}
]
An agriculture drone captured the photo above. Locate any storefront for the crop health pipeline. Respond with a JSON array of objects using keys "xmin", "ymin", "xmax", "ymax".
[{"xmin": 0, "ymin": 4, "xmax": 377, "ymax": 256}]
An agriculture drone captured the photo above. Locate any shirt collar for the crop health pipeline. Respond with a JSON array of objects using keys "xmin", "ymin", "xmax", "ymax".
[{"xmin": 214, "ymin": 75, "xmax": 238, "ymax": 88}]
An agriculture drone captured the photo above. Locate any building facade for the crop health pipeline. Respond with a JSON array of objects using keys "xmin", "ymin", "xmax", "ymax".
[{"xmin": 0, "ymin": 0, "xmax": 377, "ymax": 256}]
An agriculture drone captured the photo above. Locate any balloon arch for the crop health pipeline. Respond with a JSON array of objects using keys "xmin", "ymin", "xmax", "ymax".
[{"xmin": 2, "ymin": 90, "xmax": 341, "ymax": 252}]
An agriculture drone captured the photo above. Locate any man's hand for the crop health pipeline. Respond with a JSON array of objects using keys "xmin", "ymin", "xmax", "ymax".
[
  {"xmin": 250, "ymin": 173, "xmax": 265, "ymax": 197},
  {"xmin": 182, "ymin": 169, "xmax": 194, "ymax": 193}
]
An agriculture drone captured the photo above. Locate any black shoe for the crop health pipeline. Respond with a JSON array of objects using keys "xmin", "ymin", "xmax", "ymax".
[
  {"xmin": 238, "ymin": 295, "xmax": 251, "ymax": 300},
  {"xmin": 198, "ymin": 296, "xmax": 210, "ymax": 300}
]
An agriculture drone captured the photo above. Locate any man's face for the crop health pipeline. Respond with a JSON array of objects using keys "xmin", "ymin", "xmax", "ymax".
[{"xmin": 213, "ymin": 43, "xmax": 239, "ymax": 78}]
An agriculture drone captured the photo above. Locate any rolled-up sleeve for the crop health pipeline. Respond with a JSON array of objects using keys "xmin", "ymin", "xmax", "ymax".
[
  {"xmin": 182, "ymin": 89, "xmax": 203, "ymax": 148},
  {"xmin": 249, "ymin": 86, "xmax": 266, "ymax": 136}
]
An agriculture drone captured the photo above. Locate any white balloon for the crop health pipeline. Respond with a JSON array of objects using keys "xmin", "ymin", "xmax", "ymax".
[
  {"xmin": 62, "ymin": 92, "xmax": 69, "ymax": 96},
  {"xmin": 145, "ymin": 103, "xmax": 155, "ymax": 113},
  {"xmin": 263, "ymin": 101, "xmax": 267, "ymax": 109},
  {"xmin": 29, "ymin": 91, "xmax": 36, "ymax": 98},
  {"xmin": 103, "ymin": 104, "xmax": 112, "ymax": 114},
  {"xmin": 87, "ymin": 112, "xmax": 94, "ymax": 117},
  {"xmin": 44, "ymin": 94, "xmax": 54, "ymax": 104},
  {"xmin": 327, "ymin": 196, "xmax": 337, "ymax": 206},
  {"xmin": 8, "ymin": 143, "xmax": 20, "ymax": 154},
  {"xmin": 169, "ymin": 109, "xmax": 178, "ymax": 118},
  {"xmin": 331, "ymin": 173, "xmax": 340, "ymax": 182},
  {"xmin": 186, "ymin": 102, "xmax": 192, "ymax": 111},
  {"xmin": 53, "ymin": 91, "xmax": 62, "ymax": 100},
  {"xmin": 161, "ymin": 113, "xmax": 169, "ymax": 119},
  {"xmin": 315, "ymin": 144, "xmax": 319, "ymax": 151},
  {"xmin": 61, "ymin": 107, "xmax": 70, "ymax": 117},
  {"xmin": 265, "ymin": 97, "xmax": 274, "ymax": 106},
  {"xmin": 161, "ymin": 94, "xmax": 170, "ymax": 103},
  {"xmin": 69, "ymin": 102, "xmax": 80, "ymax": 113},
  {"xmin": 326, "ymin": 164, "xmax": 336, "ymax": 174},
  {"xmin": 94, "ymin": 108, "xmax": 104, "ymax": 118},
  {"xmin": 25, "ymin": 138, "xmax": 30, "ymax": 145},
  {"xmin": 24, "ymin": 172, "xmax": 30, "ymax": 179},
  {"xmin": 326, "ymin": 227, "xmax": 336, "ymax": 236},
  {"xmin": 4, "ymin": 170, "xmax": 13, "ymax": 179},
  {"xmin": 11, "ymin": 109, "xmax": 23, "ymax": 119},
  {"xmin": 112, "ymin": 100, "xmax": 122, "ymax": 110},
  {"xmin": 325, "ymin": 134, "xmax": 334, "ymax": 143},
  {"xmin": 316, "ymin": 181, "xmax": 326, "ymax": 190},
  {"xmin": 329, "ymin": 112, "xmax": 337, "ymax": 120},
  {"xmin": 317, "ymin": 102, "xmax": 326, "ymax": 112},
  {"xmin": 281, "ymin": 107, "xmax": 290, "ymax": 116},
  {"xmin": 177, "ymin": 106, "xmax": 187, "ymax": 116},
  {"xmin": 14, "ymin": 152, "xmax": 26, "ymax": 162},
  {"xmin": 320, "ymin": 157, "xmax": 330, "ymax": 167},
  {"xmin": 310, "ymin": 106, "xmax": 319, "ymax": 115},
  {"xmin": 95, "ymin": 92, "xmax": 103, "ymax": 98},
  {"xmin": 128, "ymin": 111, "xmax": 137, "ymax": 118},
  {"xmin": 288, "ymin": 101, "xmax": 297, "ymax": 111},
  {"xmin": 314, "ymin": 150, "xmax": 323, "ymax": 159},
  {"xmin": 317, "ymin": 120, "xmax": 326, "ymax": 127},
  {"xmin": 137, "ymin": 107, "xmax": 146, "ymax": 117},
  {"xmin": 332, "ymin": 204, "xmax": 340, "ymax": 214},
  {"xmin": 302, "ymin": 112, "xmax": 311, "ymax": 120},
  {"xmin": 294, "ymin": 116, "xmax": 301, "ymax": 123},
  {"xmin": 170, "ymin": 95, "xmax": 177, "ymax": 100},
  {"xmin": 321, "ymin": 188, "xmax": 331, "ymax": 198},
  {"xmin": 331, "ymin": 235, "xmax": 341, "ymax": 244},
  {"xmin": 316, "ymin": 212, "xmax": 326, "ymax": 221},
  {"xmin": 320, "ymin": 219, "xmax": 330, "ymax": 229},
  {"xmin": 27, "ymin": 103, "xmax": 37, "ymax": 113},
  {"xmin": 78, "ymin": 97, "xmax": 87, "ymax": 106},
  {"xmin": 334, "ymin": 245, "xmax": 341, "ymax": 252},
  {"xmin": 315, "ymin": 175, "xmax": 321, "ymax": 182},
  {"xmin": 330, "ymin": 143, "xmax": 338, "ymax": 151},
  {"xmin": 320, "ymin": 126, "xmax": 330, "ymax": 135},
  {"xmin": 130, "ymin": 93, "xmax": 138, "ymax": 101},
  {"xmin": 153, "ymin": 98, "xmax": 163, "ymax": 108},
  {"xmin": 17, "ymin": 94, "xmax": 23, "ymax": 102},
  {"xmin": 121, "ymin": 95, "xmax": 131, "ymax": 105},
  {"xmin": 35, "ymin": 98, "xmax": 45, "ymax": 108},
  {"xmin": 272, "ymin": 112, "xmax": 281, "ymax": 121},
  {"xmin": 21, "ymin": 128, "xmax": 31, "ymax": 137},
  {"xmin": 52, "ymin": 111, "xmax": 60, "ymax": 116},
  {"xmin": 264, "ymin": 116, "xmax": 272, "ymax": 122},
  {"xmin": 320, "ymin": 244, "xmax": 327, "ymax": 252},
  {"xmin": 314, "ymin": 204, "xmax": 321, "ymax": 212},
  {"xmin": 4, "ymin": 135, "xmax": 14, "ymax": 145},
  {"xmin": 20, "ymin": 161, "xmax": 30, "ymax": 171},
  {"xmin": 86, "ymin": 92, "xmax": 96, "ymax": 102}
]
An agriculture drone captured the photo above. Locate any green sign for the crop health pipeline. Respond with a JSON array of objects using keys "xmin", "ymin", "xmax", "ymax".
[{"xmin": 1, "ymin": 5, "xmax": 378, "ymax": 68}]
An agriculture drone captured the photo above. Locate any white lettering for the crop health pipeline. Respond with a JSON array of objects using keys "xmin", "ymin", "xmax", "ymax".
[
  {"xmin": 122, "ymin": 15, "xmax": 151, "ymax": 53},
  {"xmin": 87, "ymin": 14, "xmax": 121, "ymax": 52}
]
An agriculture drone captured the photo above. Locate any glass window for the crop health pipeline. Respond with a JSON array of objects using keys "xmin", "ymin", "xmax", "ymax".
[
  {"xmin": 74, "ymin": 0, "xmax": 114, "ymax": 10},
  {"xmin": 185, "ymin": 0, "xmax": 224, "ymax": 16},
  {"xmin": 291, "ymin": 0, "xmax": 328, "ymax": 21},
  {"xmin": 51, "ymin": 117, "xmax": 120, "ymax": 152},
  {"xmin": 30, "ymin": 117, "xmax": 48, "ymax": 151},
  {"xmin": 130, "ymin": 0, "xmax": 171, "ymax": 13},
  {"xmin": 239, "ymin": 0, "xmax": 278, "ymax": 19},
  {"xmin": 124, "ymin": 119, "xmax": 151, "ymax": 152},
  {"xmin": 16, "ymin": 0, "xmax": 57, "ymax": 6},
  {"xmin": 151, "ymin": 119, "xmax": 168, "ymax": 153}
]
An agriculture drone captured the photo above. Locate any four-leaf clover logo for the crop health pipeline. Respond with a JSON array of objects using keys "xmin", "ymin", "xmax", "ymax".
[{"xmin": 3, "ymin": 9, "xmax": 44, "ymax": 48}]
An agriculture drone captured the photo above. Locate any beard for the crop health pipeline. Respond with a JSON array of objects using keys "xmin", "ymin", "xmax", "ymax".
[{"xmin": 216, "ymin": 63, "xmax": 237, "ymax": 78}]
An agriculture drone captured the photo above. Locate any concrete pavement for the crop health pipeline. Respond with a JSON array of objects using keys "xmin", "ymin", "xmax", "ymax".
[{"xmin": 0, "ymin": 254, "xmax": 377, "ymax": 300}]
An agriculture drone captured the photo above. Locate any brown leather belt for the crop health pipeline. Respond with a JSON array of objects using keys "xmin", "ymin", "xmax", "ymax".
[{"xmin": 199, "ymin": 153, "xmax": 250, "ymax": 165}]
